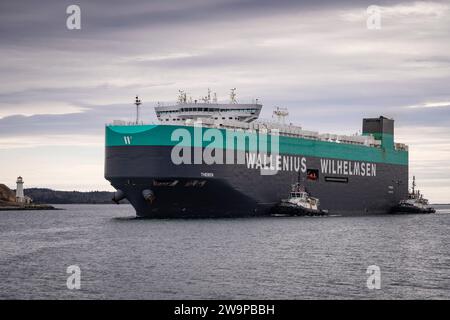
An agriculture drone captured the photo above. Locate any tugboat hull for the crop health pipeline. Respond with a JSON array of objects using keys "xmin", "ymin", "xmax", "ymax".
[
  {"xmin": 271, "ymin": 202, "xmax": 326, "ymax": 217},
  {"xmin": 390, "ymin": 205, "xmax": 434, "ymax": 214}
]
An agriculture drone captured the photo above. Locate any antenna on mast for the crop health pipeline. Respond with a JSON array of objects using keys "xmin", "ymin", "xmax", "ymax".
[
  {"xmin": 273, "ymin": 107, "xmax": 289, "ymax": 124},
  {"xmin": 178, "ymin": 90, "xmax": 187, "ymax": 104},
  {"xmin": 230, "ymin": 88, "xmax": 237, "ymax": 104},
  {"xmin": 134, "ymin": 95, "xmax": 142, "ymax": 124}
]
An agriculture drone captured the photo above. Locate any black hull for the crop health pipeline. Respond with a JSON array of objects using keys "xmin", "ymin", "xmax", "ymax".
[
  {"xmin": 112, "ymin": 177, "xmax": 265, "ymax": 218},
  {"xmin": 105, "ymin": 146, "xmax": 408, "ymax": 218}
]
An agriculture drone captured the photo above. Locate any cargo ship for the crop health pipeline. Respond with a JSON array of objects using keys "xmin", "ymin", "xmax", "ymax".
[{"xmin": 105, "ymin": 90, "xmax": 409, "ymax": 217}]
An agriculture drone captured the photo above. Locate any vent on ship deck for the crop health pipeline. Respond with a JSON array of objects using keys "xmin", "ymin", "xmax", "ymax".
[{"xmin": 325, "ymin": 177, "xmax": 349, "ymax": 183}]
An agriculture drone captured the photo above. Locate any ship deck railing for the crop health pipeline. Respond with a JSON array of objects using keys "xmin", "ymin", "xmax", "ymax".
[{"xmin": 107, "ymin": 120, "xmax": 409, "ymax": 149}]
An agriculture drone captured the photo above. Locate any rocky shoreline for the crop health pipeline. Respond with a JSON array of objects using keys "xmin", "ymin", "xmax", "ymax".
[
  {"xmin": 1, "ymin": 183, "xmax": 59, "ymax": 211},
  {"xmin": 0, "ymin": 203, "xmax": 58, "ymax": 211}
]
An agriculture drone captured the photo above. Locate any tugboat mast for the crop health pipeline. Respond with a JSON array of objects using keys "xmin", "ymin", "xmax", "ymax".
[{"xmin": 412, "ymin": 175, "xmax": 416, "ymax": 194}]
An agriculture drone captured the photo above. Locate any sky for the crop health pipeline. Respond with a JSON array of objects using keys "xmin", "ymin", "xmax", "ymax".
[{"xmin": 0, "ymin": 0, "xmax": 449, "ymax": 202}]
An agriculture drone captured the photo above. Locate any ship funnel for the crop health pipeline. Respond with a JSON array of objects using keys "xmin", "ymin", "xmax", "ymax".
[
  {"xmin": 142, "ymin": 189, "xmax": 155, "ymax": 203},
  {"xmin": 362, "ymin": 116, "xmax": 394, "ymax": 149},
  {"xmin": 112, "ymin": 189, "xmax": 126, "ymax": 204}
]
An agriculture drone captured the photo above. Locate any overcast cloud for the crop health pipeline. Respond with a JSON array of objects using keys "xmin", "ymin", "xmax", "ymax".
[{"xmin": 0, "ymin": 0, "xmax": 449, "ymax": 201}]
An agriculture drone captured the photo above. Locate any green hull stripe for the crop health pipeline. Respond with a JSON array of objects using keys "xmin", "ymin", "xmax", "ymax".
[{"xmin": 106, "ymin": 125, "xmax": 408, "ymax": 165}]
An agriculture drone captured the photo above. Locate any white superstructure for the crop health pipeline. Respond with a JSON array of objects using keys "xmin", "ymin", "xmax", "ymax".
[
  {"xmin": 113, "ymin": 90, "xmax": 409, "ymax": 151},
  {"xmin": 285, "ymin": 184, "xmax": 320, "ymax": 211},
  {"xmin": 152, "ymin": 89, "xmax": 398, "ymax": 149}
]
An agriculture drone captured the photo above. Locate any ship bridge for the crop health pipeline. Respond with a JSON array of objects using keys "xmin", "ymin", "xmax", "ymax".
[
  {"xmin": 155, "ymin": 102, "xmax": 262, "ymax": 123},
  {"xmin": 155, "ymin": 88, "xmax": 262, "ymax": 124}
]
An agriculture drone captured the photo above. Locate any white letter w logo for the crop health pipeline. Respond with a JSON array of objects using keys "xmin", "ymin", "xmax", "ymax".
[{"xmin": 123, "ymin": 136, "xmax": 132, "ymax": 145}]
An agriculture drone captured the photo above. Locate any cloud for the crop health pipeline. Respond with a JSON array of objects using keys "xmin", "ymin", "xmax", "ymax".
[
  {"xmin": 0, "ymin": 102, "xmax": 157, "ymax": 140},
  {"xmin": 381, "ymin": 1, "xmax": 449, "ymax": 17},
  {"xmin": 0, "ymin": 102, "xmax": 86, "ymax": 118},
  {"xmin": 341, "ymin": 1, "xmax": 450, "ymax": 22},
  {"xmin": 406, "ymin": 101, "xmax": 450, "ymax": 108},
  {"xmin": 0, "ymin": 134, "xmax": 103, "ymax": 149}
]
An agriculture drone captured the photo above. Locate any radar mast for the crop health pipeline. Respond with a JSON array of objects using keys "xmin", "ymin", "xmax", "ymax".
[
  {"xmin": 230, "ymin": 88, "xmax": 237, "ymax": 104},
  {"xmin": 273, "ymin": 107, "xmax": 289, "ymax": 124},
  {"xmin": 134, "ymin": 95, "xmax": 142, "ymax": 124}
]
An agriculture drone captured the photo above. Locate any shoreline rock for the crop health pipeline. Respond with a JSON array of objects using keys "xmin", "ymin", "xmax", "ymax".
[
  {"xmin": 1, "ymin": 184, "xmax": 60, "ymax": 211},
  {"xmin": 0, "ymin": 184, "xmax": 16, "ymax": 202},
  {"xmin": 0, "ymin": 203, "xmax": 60, "ymax": 211}
]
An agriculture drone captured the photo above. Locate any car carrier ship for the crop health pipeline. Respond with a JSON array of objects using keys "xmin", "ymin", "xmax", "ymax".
[{"xmin": 105, "ymin": 89, "xmax": 409, "ymax": 217}]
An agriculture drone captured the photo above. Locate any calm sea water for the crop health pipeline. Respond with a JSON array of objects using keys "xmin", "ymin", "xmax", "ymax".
[{"xmin": 0, "ymin": 204, "xmax": 449, "ymax": 300}]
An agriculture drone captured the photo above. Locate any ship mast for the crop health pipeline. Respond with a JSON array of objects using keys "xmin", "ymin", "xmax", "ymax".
[
  {"xmin": 412, "ymin": 175, "xmax": 416, "ymax": 194},
  {"xmin": 135, "ymin": 95, "xmax": 142, "ymax": 124},
  {"xmin": 273, "ymin": 107, "xmax": 289, "ymax": 124},
  {"xmin": 230, "ymin": 88, "xmax": 237, "ymax": 104}
]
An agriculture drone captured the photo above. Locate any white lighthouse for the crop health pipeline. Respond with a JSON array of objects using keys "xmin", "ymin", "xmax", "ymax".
[{"xmin": 16, "ymin": 176, "xmax": 25, "ymax": 203}]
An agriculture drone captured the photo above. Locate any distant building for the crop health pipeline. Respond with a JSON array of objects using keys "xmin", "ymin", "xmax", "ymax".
[{"xmin": 15, "ymin": 176, "xmax": 32, "ymax": 204}]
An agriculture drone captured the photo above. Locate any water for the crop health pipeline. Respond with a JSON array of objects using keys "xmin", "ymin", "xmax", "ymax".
[{"xmin": 0, "ymin": 204, "xmax": 449, "ymax": 299}]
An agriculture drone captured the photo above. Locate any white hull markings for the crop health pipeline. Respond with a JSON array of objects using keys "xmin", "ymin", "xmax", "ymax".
[{"xmin": 320, "ymin": 158, "xmax": 376, "ymax": 177}]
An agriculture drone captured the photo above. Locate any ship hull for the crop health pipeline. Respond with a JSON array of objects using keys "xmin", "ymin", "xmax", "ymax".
[{"xmin": 105, "ymin": 145, "xmax": 408, "ymax": 218}]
